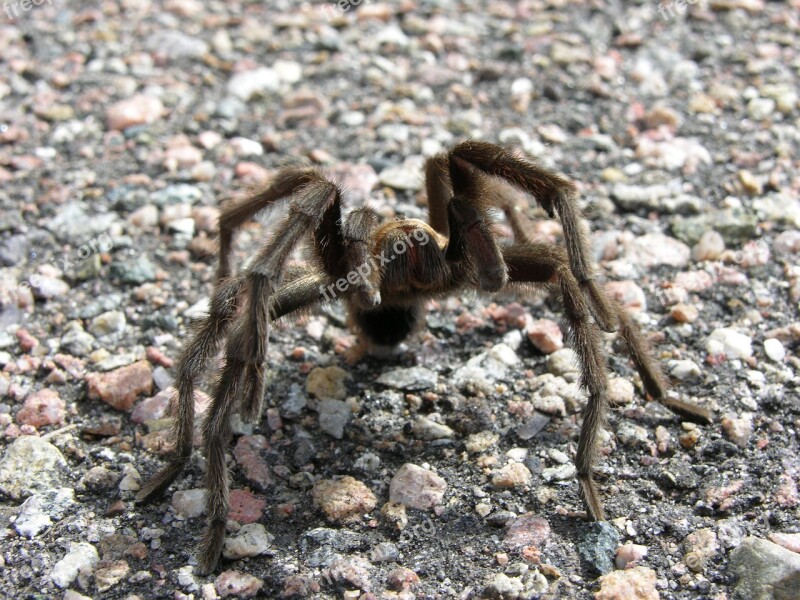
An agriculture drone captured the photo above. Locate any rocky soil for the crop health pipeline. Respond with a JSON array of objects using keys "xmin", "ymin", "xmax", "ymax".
[{"xmin": 0, "ymin": 0, "xmax": 799, "ymax": 598}]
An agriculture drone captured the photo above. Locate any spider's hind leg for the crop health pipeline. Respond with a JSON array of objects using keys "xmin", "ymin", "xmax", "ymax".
[
  {"xmin": 503, "ymin": 242, "xmax": 610, "ymax": 520},
  {"xmin": 448, "ymin": 140, "xmax": 618, "ymax": 333},
  {"xmin": 503, "ymin": 242, "xmax": 712, "ymax": 520},
  {"xmin": 616, "ymin": 309, "xmax": 712, "ymax": 423}
]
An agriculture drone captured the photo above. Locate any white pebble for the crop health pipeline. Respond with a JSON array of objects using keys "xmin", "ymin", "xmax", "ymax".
[
  {"xmin": 50, "ymin": 542, "xmax": 99, "ymax": 588},
  {"xmin": 706, "ymin": 328, "xmax": 753, "ymax": 360},
  {"xmin": 764, "ymin": 338, "xmax": 786, "ymax": 362},
  {"xmin": 222, "ymin": 523, "xmax": 273, "ymax": 559},
  {"xmin": 171, "ymin": 488, "xmax": 207, "ymax": 519}
]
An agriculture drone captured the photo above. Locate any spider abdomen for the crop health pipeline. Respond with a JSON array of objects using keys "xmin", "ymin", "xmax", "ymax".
[{"xmin": 349, "ymin": 302, "xmax": 424, "ymax": 347}]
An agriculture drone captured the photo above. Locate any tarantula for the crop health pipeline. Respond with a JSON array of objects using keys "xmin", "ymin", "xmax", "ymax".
[{"xmin": 136, "ymin": 140, "xmax": 712, "ymax": 574}]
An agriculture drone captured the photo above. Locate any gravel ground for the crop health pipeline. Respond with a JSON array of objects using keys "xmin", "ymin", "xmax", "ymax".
[{"xmin": 0, "ymin": 0, "xmax": 799, "ymax": 598}]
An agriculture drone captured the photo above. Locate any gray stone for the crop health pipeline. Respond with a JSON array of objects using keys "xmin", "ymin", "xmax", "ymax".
[
  {"xmin": 671, "ymin": 209, "xmax": 758, "ymax": 246},
  {"xmin": 0, "ymin": 437, "xmax": 68, "ymax": 500},
  {"xmin": 546, "ymin": 348, "xmax": 579, "ymax": 379},
  {"xmin": 669, "ymin": 359, "xmax": 703, "ymax": 381},
  {"xmin": 318, "ymin": 399, "xmax": 351, "ymax": 439},
  {"xmin": 60, "ymin": 321, "xmax": 95, "ymax": 356},
  {"xmin": 453, "ymin": 343, "xmax": 520, "ymax": 389},
  {"xmin": 30, "ymin": 275, "xmax": 70, "ymax": 300},
  {"xmin": 377, "ymin": 366, "xmax": 437, "ymax": 391},
  {"xmin": 411, "ymin": 416, "xmax": 455, "ymax": 440},
  {"xmin": 0, "ymin": 234, "xmax": 29, "ymax": 266},
  {"xmin": 15, "ymin": 488, "xmax": 76, "ymax": 538},
  {"xmin": 578, "ymin": 522, "xmax": 621, "ymax": 576},
  {"xmin": 624, "ymin": 233, "xmax": 690, "ymax": 268},
  {"xmin": 172, "ymin": 488, "xmax": 207, "ymax": 519},
  {"xmin": 47, "ymin": 204, "xmax": 118, "ymax": 244},
  {"xmin": 747, "ymin": 97, "xmax": 775, "ymax": 120},
  {"xmin": 753, "ymin": 194, "xmax": 800, "ymax": 229},
  {"xmin": 482, "ymin": 573, "xmax": 524, "ymax": 599},
  {"xmin": 611, "ymin": 181, "xmax": 701, "ymax": 214},
  {"xmin": 227, "ymin": 68, "xmax": 280, "ymax": 101},
  {"xmin": 81, "ymin": 466, "xmax": 119, "ymax": 491},
  {"xmin": 281, "ymin": 383, "xmax": 307, "ymax": 419},
  {"xmin": 146, "ymin": 30, "xmax": 208, "ymax": 59},
  {"xmin": 111, "ymin": 255, "xmax": 156, "ymax": 284},
  {"xmin": 150, "ymin": 184, "xmax": 203, "ymax": 207},
  {"xmin": 516, "ymin": 413, "xmax": 550, "ymax": 440},
  {"xmin": 729, "ymin": 537, "xmax": 800, "ymax": 600},
  {"xmin": 541, "ymin": 463, "xmax": 576, "ymax": 482},
  {"xmin": 89, "ymin": 310, "xmax": 126, "ymax": 337},
  {"xmin": 389, "ymin": 463, "xmax": 446, "ymax": 510},
  {"xmin": 378, "ymin": 156, "xmax": 425, "ymax": 191}
]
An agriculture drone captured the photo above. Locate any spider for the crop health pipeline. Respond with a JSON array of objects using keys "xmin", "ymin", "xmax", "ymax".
[{"xmin": 136, "ymin": 140, "xmax": 712, "ymax": 574}]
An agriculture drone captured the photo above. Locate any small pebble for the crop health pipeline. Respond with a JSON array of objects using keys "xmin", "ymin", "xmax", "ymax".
[
  {"xmin": 50, "ymin": 542, "xmax": 99, "ymax": 589},
  {"xmin": 94, "ymin": 560, "xmax": 129, "ymax": 592},
  {"xmin": 605, "ymin": 280, "xmax": 646, "ymax": 312},
  {"xmin": 16, "ymin": 389, "xmax": 65, "ymax": 428},
  {"xmin": 491, "ymin": 462, "xmax": 532, "ymax": 488},
  {"xmin": 729, "ymin": 537, "xmax": 800, "ymax": 600},
  {"xmin": 215, "ymin": 570, "xmax": 263, "ymax": 598},
  {"xmin": 608, "ymin": 377, "xmax": 634, "ymax": 406},
  {"xmin": 15, "ymin": 488, "xmax": 76, "ymax": 538},
  {"xmin": 722, "ymin": 413, "xmax": 754, "ymax": 447},
  {"xmin": 706, "ymin": 328, "xmax": 753, "ymax": 360},
  {"xmin": 0, "ymin": 437, "xmax": 68, "ymax": 500},
  {"xmin": 503, "ymin": 513, "xmax": 550, "ymax": 549},
  {"xmin": 172, "ymin": 488, "xmax": 207, "ymax": 519},
  {"xmin": 229, "ymin": 489, "xmax": 266, "ymax": 524},
  {"xmin": 377, "ymin": 366, "xmax": 437, "ymax": 390},
  {"xmin": 692, "ymin": 231, "xmax": 726, "ymax": 261},
  {"xmin": 764, "ymin": 338, "xmax": 786, "ymax": 362},
  {"xmin": 312, "ymin": 476, "xmax": 377, "ymax": 522},
  {"xmin": 222, "ymin": 523, "xmax": 273, "ymax": 559},
  {"xmin": 86, "ymin": 360, "xmax": 153, "ymax": 411},
  {"xmin": 578, "ymin": 522, "xmax": 621, "ymax": 575},
  {"xmin": 318, "ymin": 399, "xmax": 351, "ymax": 439},
  {"xmin": 106, "ymin": 95, "xmax": 164, "ymax": 130},
  {"xmin": 595, "ymin": 566, "xmax": 659, "ymax": 600},
  {"xmin": 306, "ymin": 366, "xmax": 349, "ymax": 401},
  {"xmin": 670, "ymin": 303, "xmax": 699, "ymax": 323},
  {"xmin": 615, "ymin": 542, "xmax": 648, "ymax": 569},
  {"xmin": 389, "ymin": 463, "xmax": 446, "ymax": 510},
  {"xmin": 526, "ymin": 319, "xmax": 563, "ymax": 354}
]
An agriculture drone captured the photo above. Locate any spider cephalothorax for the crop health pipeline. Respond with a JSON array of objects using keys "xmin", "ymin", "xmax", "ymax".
[{"xmin": 136, "ymin": 140, "xmax": 711, "ymax": 574}]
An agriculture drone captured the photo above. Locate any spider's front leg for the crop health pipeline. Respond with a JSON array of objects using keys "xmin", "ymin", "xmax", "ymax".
[
  {"xmin": 196, "ymin": 271, "xmax": 333, "ymax": 574},
  {"xmin": 196, "ymin": 178, "xmax": 353, "ymax": 573},
  {"xmin": 137, "ymin": 168, "xmax": 329, "ymax": 506},
  {"xmin": 135, "ymin": 277, "xmax": 244, "ymax": 505},
  {"xmin": 197, "ymin": 187, "xmax": 384, "ymax": 574},
  {"xmin": 216, "ymin": 167, "xmax": 320, "ymax": 282}
]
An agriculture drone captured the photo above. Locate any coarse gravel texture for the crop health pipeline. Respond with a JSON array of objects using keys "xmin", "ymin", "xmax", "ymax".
[{"xmin": 0, "ymin": 0, "xmax": 799, "ymax": 599}]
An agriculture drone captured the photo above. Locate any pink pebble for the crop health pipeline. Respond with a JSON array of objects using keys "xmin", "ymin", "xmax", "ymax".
[
  {"xmin": 526, "ymin": 319, "xmax": 564, "ymax": 354},
  {"xmin": 16, "ymin": 389, "xmax": 65, "ymax": 428},
  {"xmin": 615, "ymin": 542, "xmax": 648, "ymax": 568}
]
